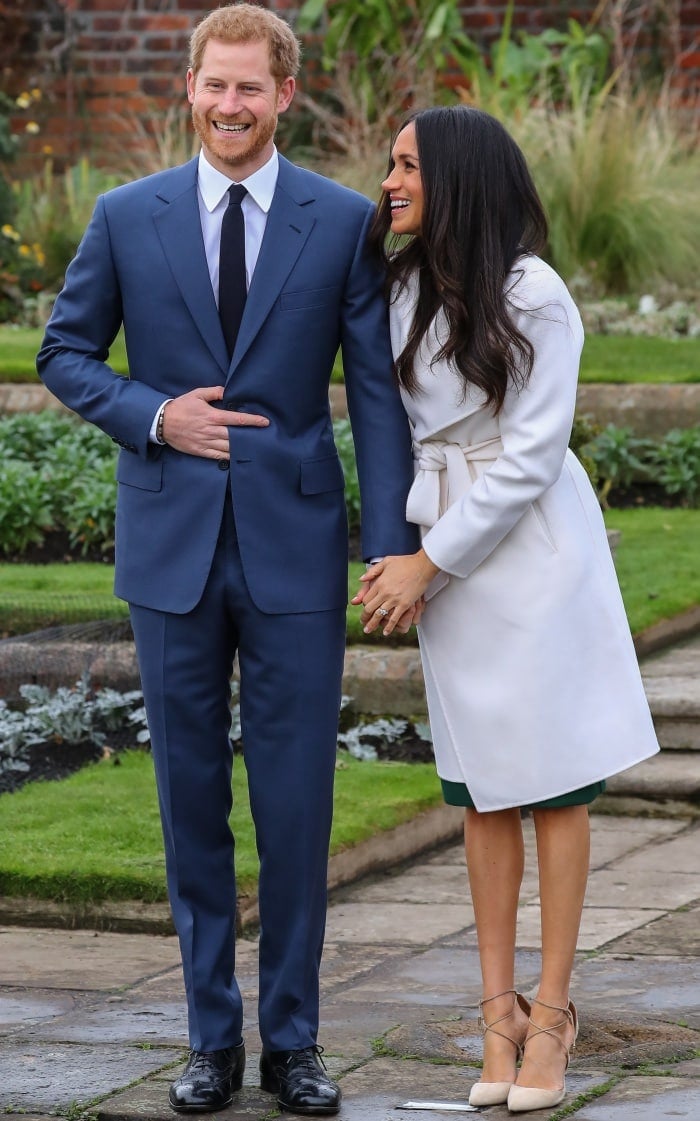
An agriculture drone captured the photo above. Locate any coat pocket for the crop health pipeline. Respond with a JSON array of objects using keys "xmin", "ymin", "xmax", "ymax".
[
  {"xmin": 528, "ymin": 499, "xmax": 558, "ymax": 553},
  {"xmin": 300, "ymin": 454, "xmax": 345, "ymax": 495},
  {"xmin": 116, "ymin": 452, "xmax": 163, "ymax": 492}
]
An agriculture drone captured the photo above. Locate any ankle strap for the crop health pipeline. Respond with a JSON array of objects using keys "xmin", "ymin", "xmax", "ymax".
[{"xmin": 478, "ymin": 988, "xmax": 516, "ymax": 1009}]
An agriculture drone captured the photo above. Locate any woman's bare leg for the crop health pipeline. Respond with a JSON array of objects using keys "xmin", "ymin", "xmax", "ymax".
[
  {"xmin": 516, "ymin": 805, "xmax": 590, "ymax": 1090},
  {"xmin": 464, "ymin": 807, "xmax": 529, "ymax": 1084}
]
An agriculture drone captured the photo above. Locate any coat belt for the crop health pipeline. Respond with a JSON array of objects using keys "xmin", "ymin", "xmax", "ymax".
[{"xmin": 406, "ymin": 436, "xmax": 503, "ymax": 528}]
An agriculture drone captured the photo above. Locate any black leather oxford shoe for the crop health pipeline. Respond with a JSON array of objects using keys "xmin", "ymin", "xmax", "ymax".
[
  {"xmin": 260, "ymin": 1046, "xmax": 341, "ymax": 1116},
  {"xmin": 169, "ymin": 1043, "xmax": 245, "ymax": 1113}
]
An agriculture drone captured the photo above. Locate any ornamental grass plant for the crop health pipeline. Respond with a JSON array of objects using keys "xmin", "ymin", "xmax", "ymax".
[{"xmin": 513, "ymin": 88, "xmax": 700, "ymax": 294}]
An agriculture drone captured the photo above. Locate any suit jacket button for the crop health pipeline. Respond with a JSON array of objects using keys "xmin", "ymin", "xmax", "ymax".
[{"xmin": 218, "ymin": 459, "xmax": 230, "ymax": 470}]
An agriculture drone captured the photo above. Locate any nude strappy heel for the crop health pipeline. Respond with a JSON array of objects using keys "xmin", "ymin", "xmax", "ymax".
[
  {"xmin": 468, "ymin": 989, "xmax": 531, "ymax": 1108},
  {"xmin": 507, "ymin": 997, "xmax": 578, "ymax": 1112}
]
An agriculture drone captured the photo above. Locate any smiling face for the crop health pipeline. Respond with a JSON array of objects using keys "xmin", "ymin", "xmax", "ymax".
[
  {"xmin": 186, "ymin": 37, "xmax": 295, "ymax": 179},
  {"xmin": 381, "ymin": 121, "xmax": 424, "ymax": 236}
]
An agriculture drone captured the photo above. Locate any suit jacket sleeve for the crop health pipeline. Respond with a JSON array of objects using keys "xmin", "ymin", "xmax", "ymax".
[
  {"xmin": 36, "ymin": 194, "xmax": 168, "ymax": 458},
  {"xmin": 339, "ymin": 204, "xmax": 419, "ymax": 560}
]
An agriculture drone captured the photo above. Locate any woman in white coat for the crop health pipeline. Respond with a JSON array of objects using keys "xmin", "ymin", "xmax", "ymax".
[{"xmin": 354, "ymin": 106, "xmax": 659, "ymax": 1112}]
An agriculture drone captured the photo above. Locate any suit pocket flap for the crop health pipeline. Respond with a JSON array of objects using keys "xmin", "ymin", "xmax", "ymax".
[
  {"xmin": 300, "ymin": 454, "xmax": 345, "ymax": 495},
  {"xmin": 116, "ymin": 452, "xmax": 163, "ymax": 492}
]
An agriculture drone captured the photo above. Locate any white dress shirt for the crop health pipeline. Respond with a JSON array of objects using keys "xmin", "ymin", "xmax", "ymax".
[{"xmin": 150, "ymin": 147, "xmax": 280, "ymax": 441}]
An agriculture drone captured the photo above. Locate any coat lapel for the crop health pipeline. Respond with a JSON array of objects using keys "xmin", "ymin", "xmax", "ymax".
[
  {"xmin": 228, "ymin": 157, "xmax": 316, "ymax": 376},
  {"xmin": 152, "ymin": 159, "xmax": 229, "ymax": 376}
]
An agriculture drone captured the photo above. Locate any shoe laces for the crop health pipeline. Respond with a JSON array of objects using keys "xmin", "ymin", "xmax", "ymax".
[{"xmin": 289, "ymin": 1045, "xmax": 327, "ymax": 1076}]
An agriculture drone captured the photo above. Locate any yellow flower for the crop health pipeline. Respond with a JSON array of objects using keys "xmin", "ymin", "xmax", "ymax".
[
  {"xmin": 19, "ymin": 244, "xmax": 32, "ymax": 257},
  {"xmin": 15, "ymin": 93, "xmax": 31, "ymax": 109},
  {"xmin": 32, "ymin": 244, "xmax": 46, "ymax": 266},
  {"xmin": 1, "ymin": 224, "xmax": 20, "ymax": 241},
  {"xmin": 25, "ymin": 121, "xmax": 40, "ymax": 135},
  {"xmin": 31, "ymin": 88, "xmax": 42, "ymax": 101},
  {"xmin": 41, "ymin": 144, "xmax": 54, "ymax": 155}
]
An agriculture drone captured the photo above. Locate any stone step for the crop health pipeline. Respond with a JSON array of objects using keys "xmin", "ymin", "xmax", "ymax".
[
  {"xmin": 342, "ymin": 640, "xmax": 700, "ymax": 754},
  {"xmin": 1, "ymin": 637, "xmax": 698, "ymax": 751},
  {"xmin": 605, "ymin": 751, "xmax": 700, "ymax": 805}
]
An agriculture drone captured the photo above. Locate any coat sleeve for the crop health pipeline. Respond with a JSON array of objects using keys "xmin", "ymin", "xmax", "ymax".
[
  {"xmin": 421, "ymin": 265, "xmax": 585, "ymax": 578},
  {"xmin": 36, "ymin": 194, "xmax": 168, "ymax": 458}
]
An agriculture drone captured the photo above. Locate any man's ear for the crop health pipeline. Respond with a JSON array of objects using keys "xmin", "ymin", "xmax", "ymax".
[{"xmin": 277, "ymin": 77, "xmax": 296, "ymax": 115}]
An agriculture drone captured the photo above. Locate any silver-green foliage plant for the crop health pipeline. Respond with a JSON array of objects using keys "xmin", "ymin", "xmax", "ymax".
[{"xmin": 0, "ymin": 676, "xmax": 146, "ymax": 779}]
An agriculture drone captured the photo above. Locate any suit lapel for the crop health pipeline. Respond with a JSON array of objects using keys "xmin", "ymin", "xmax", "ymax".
[
  {"xmin": 152, "ymin": 160, "xmax": 229, "ymax": 376},
  {"xmin": 228, "ymin": 157, "xmax": 316, "ymax": 376}
]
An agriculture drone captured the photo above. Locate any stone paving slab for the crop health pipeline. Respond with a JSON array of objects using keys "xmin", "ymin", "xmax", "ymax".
[
  {"xmin": 0, "ymin": 928, "xmax": 180, "ymax": 989},
  {"xmin": 1, "ymin": 814, "xmax": 699, "ymax": 1119},
  {"xmin": 579, "ymin": 866, "xmax": 698, "ymax": 910},
  {"xmin": 517, "ymin": 903, "xmax": 668, "ymax": 951},
  {"xmin": 571, "ymin": 1075, "xmax": 700, "ymax": 1119},
  {"xmin": 0, "ymin": 1042, "xmax": 181, "ymax": 1110},
  {"xmin": 609, "ymin": 904, "xmax": 700, "ymax": 958},
  {"xmin": 324, "ymin": 901, "xmax": 474, "ymax": 945},
  {"xmin": 0, "ymin": 992, "xmax": 76, "ymax": 1031},
  {"xmin": 571, "ymin": 955, "xmax": 700, "ymax": 1025}
]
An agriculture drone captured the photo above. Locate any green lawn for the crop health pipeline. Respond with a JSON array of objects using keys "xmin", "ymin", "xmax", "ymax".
[
  {"xmin": 0, "ymin": 326, "xmax": 129, "ymax": 380},
  {"xmin": 3, "ymin": 509, "xmax": 696, "ymax": 640},
  {"xmin": 602, "ymin": 507, "xmax": 700, "ymax": 632},
  {"xmin": 0, "ymin": 750, "xmax": 441, "ymax": 904},
  {"xmin": 0, "ymin": 325, "xmax": 698, "ymax": 383},
  {"xmin": 579, "ymin": 335, "xmax": 700, "ymax": 383}
]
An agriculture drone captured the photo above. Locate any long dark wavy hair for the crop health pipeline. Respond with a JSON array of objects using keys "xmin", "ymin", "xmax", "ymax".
[{"xmin": 369, "ymin": 106, "xmax": 549, "ymax": 411}]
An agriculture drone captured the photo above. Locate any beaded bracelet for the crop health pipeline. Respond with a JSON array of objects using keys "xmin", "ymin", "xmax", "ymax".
[{"xmin": 156, "ymin": 401, "xmax": 169, "ymax": 445}]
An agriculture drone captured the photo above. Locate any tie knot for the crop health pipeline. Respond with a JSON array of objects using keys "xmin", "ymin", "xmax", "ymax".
[{"xmin": 227, "ymin": 183, "xmax": 247, "ymax": 206}]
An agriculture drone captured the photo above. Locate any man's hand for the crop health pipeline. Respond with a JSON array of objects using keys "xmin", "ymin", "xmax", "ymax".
[{"xmin": 161, "ymin": 386, "xmax": 269, "ymax": 458}]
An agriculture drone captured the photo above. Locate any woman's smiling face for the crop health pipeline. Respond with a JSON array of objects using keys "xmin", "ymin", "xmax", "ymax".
[{"xmin": 381, "ymin": 121, "xmax": 424, "ymax": 236}]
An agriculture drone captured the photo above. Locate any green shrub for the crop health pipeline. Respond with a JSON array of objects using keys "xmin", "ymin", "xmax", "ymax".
[
  {"xmin": 333, "ymin": 417, "xmax": 360, "ymax": 531},
  {"xmin": 0, "ymin": 459, "xmax": 55, "ymax": 554},
  {"xmin": 581, "ymin": 422, "xmax": 700, "ymax": 508},
  {"xmin": 648, "ymin": 427, "xmax": 700, "ymax": 507},
  {"xmin": 0, "ymin": 411, "xmax": 117, "ymax": 555}
]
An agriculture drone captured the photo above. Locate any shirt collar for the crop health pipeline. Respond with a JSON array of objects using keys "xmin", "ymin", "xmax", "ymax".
[{"xmin": 197, "ymin": 148, "xmax": 279, "ymax": 214}]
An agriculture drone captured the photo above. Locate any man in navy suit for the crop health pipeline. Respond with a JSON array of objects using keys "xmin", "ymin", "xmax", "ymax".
[{"xmin": 37, "ymin": 3, "xmax": 417, "ymax": 1116}]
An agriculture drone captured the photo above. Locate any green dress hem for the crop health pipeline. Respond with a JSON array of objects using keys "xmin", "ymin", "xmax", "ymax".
[{"xmin": 441, "ymin": 778, "xmax": 606, "ymax": 810}]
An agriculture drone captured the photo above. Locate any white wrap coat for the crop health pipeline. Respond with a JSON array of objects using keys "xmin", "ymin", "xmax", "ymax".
[{"xmin": 391, "ymin": 255, "xmax": 659, "ymax": 811}]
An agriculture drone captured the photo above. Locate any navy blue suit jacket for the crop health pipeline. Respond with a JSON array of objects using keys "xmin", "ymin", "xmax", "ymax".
[{"xmin": 38, "ymin": 155, "xmax": 418, "ymax": 614}]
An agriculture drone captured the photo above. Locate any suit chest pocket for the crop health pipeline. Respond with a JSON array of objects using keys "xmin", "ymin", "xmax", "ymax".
[{"xmin": 280, "ymin": 286, "xmax": 341, "ymax": 312}]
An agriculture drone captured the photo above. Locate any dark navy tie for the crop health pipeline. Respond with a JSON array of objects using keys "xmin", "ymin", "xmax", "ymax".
[{"xmin": 218, "ymin": 183, "xmax": 247, "ymax": 359}]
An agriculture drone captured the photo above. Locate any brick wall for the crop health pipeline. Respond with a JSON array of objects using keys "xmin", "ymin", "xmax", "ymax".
[{"xmin": 3, "ymin": 0, "xmax": 698, "ymax": 173}]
